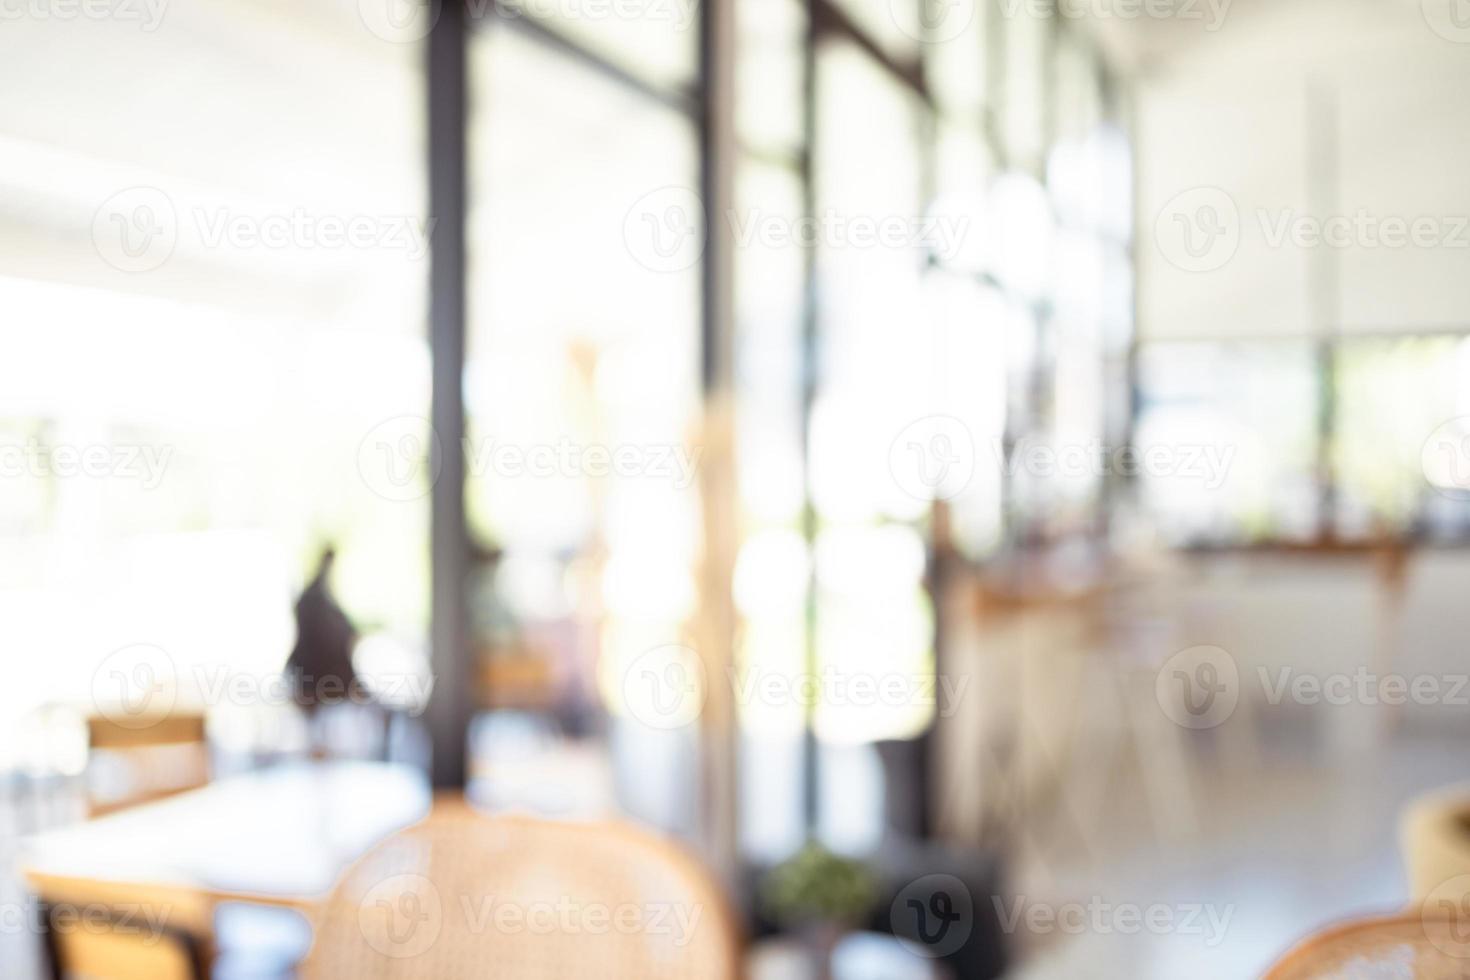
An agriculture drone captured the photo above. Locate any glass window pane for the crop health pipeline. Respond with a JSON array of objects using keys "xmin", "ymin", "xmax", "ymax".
[
  {"xmin": 734, "ymin": 160, "xmax": 807, "ymax": 528},
  {"xmin": 923, "ymin": 0, "xmax": 988, "ymax": 116},
  {"xmin": 827, "ymin": 0, "xmax": 923, "ymax": 62},
  {"xmin": 1335, "ymin": 336, "xmax": 1470, "ymax": 538},
  {"xmin": 737, "ymin": 0, "xmax": 806, "ymax": 156},
  {"xmin": 499, "ymin": 0, "xmax": 698, "ymax": 92},
  {"xmin": 0, "ymin": 3, "xmax": 427, "ymax": 748},
  {"xmin": 811, "ymin": 40, "xmax": 934, "ymax": 753},
  {"xmin": 467, "ymin": 26, "xmax": 702, "ymax": 830},
  {"xmin": 998, "ymin": 5, "xmax": 1047, "ymax": 172},
  {"xmin": 931, "ymin": 123, "xmax": 994, "ymax": 274},
  {"xmin": 1135, "ymin": 342, "xmax": 1320, "ymax": 544}
]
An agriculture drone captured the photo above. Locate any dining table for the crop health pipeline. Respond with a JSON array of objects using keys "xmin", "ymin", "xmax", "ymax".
[{"xmin": 19, "ymin": 760, "xmax": 432, "ymax": 943}]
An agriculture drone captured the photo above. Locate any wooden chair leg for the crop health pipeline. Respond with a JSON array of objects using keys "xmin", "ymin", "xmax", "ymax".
[
  {"xmin": 37, "ymin": 901, "xmax": 63, "ymax": 980},
  {"xmin": 38, "ymin": 899, "xmax": 211, "ymax": 980}
]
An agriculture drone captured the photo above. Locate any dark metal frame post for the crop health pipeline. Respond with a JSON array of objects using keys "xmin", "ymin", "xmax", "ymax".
[
  {"xmin": 427, "ymin": 0, "xmax": 473, "ymax": 789},
  {"xmin": 799, "ymin": 0, "xmax": 821, "ymax": 840},
  {"xmin": 697, "ymin": 0, "xmax": 740, "ymax": 874}
]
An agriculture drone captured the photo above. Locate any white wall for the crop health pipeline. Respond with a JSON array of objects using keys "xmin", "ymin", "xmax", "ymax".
[
  {"xmin": 1136, "ymin": 0, "xmax": 1470, "ymax": 340},
  {"xmin": 1174, "ymin": 551, "xmax": 1470, "ymax": 745}
]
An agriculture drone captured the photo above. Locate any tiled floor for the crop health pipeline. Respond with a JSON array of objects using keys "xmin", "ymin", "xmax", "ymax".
[
  {"xmin": 1004, "ymin": 730, "xmax": 1470, "ymax": 978},
  {"xmin": 4, "ymin": 731, "xmax": 1463, "ymax": 979}
]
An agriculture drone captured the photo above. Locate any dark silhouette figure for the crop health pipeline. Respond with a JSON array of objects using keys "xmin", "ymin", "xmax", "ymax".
[{"xmin": 285, "ymin": 548, "xmax": 364, "ymax": 715}]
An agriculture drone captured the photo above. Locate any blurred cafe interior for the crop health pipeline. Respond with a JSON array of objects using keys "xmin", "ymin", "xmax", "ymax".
[{"xmin": 7, "ymin": 0, "xmax": 1470, "ymax": 977}]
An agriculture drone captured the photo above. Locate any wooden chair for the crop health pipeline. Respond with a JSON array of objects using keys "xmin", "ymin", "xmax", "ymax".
[
  {"xmin": 38, "ymin": 877, "xmax": 214, "ymax": 980},
  {"xmin": 1271, "ymin": 780, "xmax": 1470, "ymax": 976},
  {"xmin": 86, "ymin": 712, "xmax": 210, "ymax": 817},
  {"xmin": 1402, "ymin": 788, "xmax": 1470, "ymax": 901},
  {"xmin": 302, "ymin": 804, "xmax": 741, "ymax": 979},
  {"xmin": 1263, "ymin": 911, "xmax": 1470, "ymax": 978},
  {"xmin": 37, "ymin": 713, "xmax": 216, "ymax": 977}
]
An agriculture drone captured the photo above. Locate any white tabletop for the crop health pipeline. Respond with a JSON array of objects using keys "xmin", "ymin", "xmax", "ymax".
[{"xmin": 21, "ymin": 761, "xmax": 431, "ymax": 905}]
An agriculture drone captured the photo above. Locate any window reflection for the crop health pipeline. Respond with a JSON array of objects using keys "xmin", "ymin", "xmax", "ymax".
[
  {"xmin": 1136, "ymin": 342, "xmax": 1319, "ymax": 544},
  {"xmin": 467, "ymin": 24, "xmax": 701, "ymax": 826},
  {"xmin": 0, "ymin": 4, "xmax": 427, "ymax": 762},
  {"xmin": 1335, "ymin": 336, "xmax": 1470, "ymax": 538}
]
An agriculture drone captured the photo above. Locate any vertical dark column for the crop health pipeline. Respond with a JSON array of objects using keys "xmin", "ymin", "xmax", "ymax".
[
  {"xmin": 1307, "ymin": 80, "xmax": 1340, "ymax": 538},
  {"xmin": 799, "ymin": 0, "xmax": 821, "ymax": 839},
  {"xmin": 697, "ymin": 0, "xmax": 740, "ymax": 874},
  {"xmin": 916, "ymin": 0, "xmax": 940, "ymax": 844},
  {"xmin": 427, "ymin": 0, "xmax": 472, "ymax": 789},
  {"xmin": 1122, "ymin": 81, "xmax": 1143, "ymax": 512}
]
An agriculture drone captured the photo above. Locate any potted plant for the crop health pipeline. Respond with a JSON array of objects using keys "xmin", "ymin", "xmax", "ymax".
[{"xmin": 759, "ymin": 843, "xmax": 879, "ymax": 980}]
